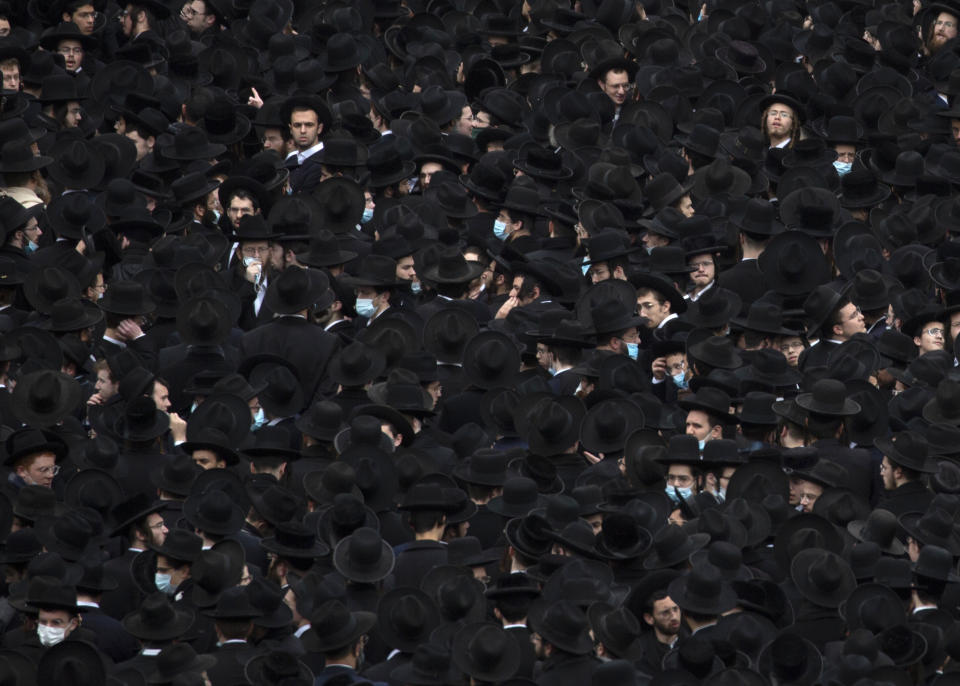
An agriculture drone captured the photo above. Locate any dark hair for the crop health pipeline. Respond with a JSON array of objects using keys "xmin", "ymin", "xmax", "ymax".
[
  {"xmin": 493, "ymin": 594, "xmax": 532, "ymax": 623},
  {"xmin": 225, "ymin": 188, "xmax": 260, "ymax": 212},
  {"xmin": 250, "ymin": 455, "xmax": 287, "ymax": 472},
  {"xmin": 409, "ymin": 509, "xmax": 446, "ymax": 534},
  {"xmin": 549, "ymin": 344, "xmax": 583, "ymax": 368},
  {"xmin": 215, "ymin": 618, "xmax": 253, "ymax": 640},
  {"xmin": 805, "ymin": 412, "xmax": 843, "ymax": 441},
  {"xmin": 741, "ymin": 330, "xmax": 771, "ymax": 349},
  {"xmin": 823, "ymin": 297, "xmax": 854, "ymax": 339},
  {"xmin": 643, "ymin": 589, "xmax": 671, "ymax": 616}
]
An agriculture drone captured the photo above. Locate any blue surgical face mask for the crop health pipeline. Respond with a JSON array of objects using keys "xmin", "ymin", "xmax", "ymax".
[
  {"xmin": 410, "ymin": 281, "xmax": 421, "ymax": 294},
  {"xmin": 355, "ymin": 298, "xmax": 376, "ymax": 317},
  {"xmin": 581, "ymin": 262, "xmax": 590, "ymax": 276},
  {"xmin": 25, "ymin": 240, "xmax": 38, "ymax": 254},
  {"xmin": 833, "ymin": 160, "xmax": 852, "ymax": 176},
  {"xmin": 251, "ymin": 407, "xmax": 266, "ymax": 431},
  {"xmin": 672, "ymin": 371, "xmax": 688, "ymax": 389},
  {"xmin": 715, "ymin": 487, "xmax": 726, "ymax": 504},
  {"xmin": 190, "ymin": 400, "xmax": 199, "ymax": 415},
  {"xmin": 493, "ymin": 219, "xmax": 509, "ymax": 240},
  {"xmin": 155, "ymin": 572, "xmax": 174, "ymax": 595},
  {"xmin": 698, "ymin": 439, "xmax": 706, "ymax": 451},
  {"xmin": 361, "ymin": 207, "xmax": 374, "ymax": 224},
  {"xmin": 625, "ymin": 342, "xmax": 639, "ymax": 360},
  {"xmin": 665, "ymin": 484, "xmax": 693, "ymax": 504}
]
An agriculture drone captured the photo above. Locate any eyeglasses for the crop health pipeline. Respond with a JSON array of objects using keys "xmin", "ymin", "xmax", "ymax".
[
  {"xmin": 148, "ymin": 520, "xmax": 167, "ymax": 530},
  {"xmin": 688, "ymin": 260, "xmax": 713, "ymax": 270},
  {"xmin": 780, "ymin": 341, "xmax": 804, "ymax": 352},
  {"xmin": 936, "ymin": 18, "xmax": 957, "ymax": 28},
  {"xmin": 57, "ymin": 47, "xmax": 84, "ymax": 55},
  {"xmin": 36, "ymin": 465, "xmax": 61, "ymax": 476},
  {"xmin": 180, "ymin": 4, "xmax": 206, "ymax": 18},
  {"xmin": 667, "ymin": 361, "xmax": 686, "ymax": 373},
  {"xmin": 666, "ymin": 474, "xmax": 694, "ymax": 487},
  {"xmin": 607, "ymin": 83, "xmax": 635, "ymax": 93},
  {"xmin": 767, "ymin": 109, "xmax": 794, "ymax": 119},
  {"xmin": 923, "ymin": 327, "xmax": 945, "ymax": 337}
]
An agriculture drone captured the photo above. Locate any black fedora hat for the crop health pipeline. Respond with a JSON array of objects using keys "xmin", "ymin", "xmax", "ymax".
[
  {"xmin": 579, "ymin": 398, "xmax": 645, "ymax": 455},
  {"xmin": 643, "ymin": 525, "xmax": 710, "ymax": 570},
  {"xmin": 327, "ymin": 342, "xmax": 387, "ymax": 387},
  {"xmin": 47, "ymin": 139, "xmax": 105, "ymax": 190},
  {"xmin": 303, "ymin": 599, "xmax": 376, "ymax": 652},
  {"xmin": 847, "ymin": 508, "xmax": 906, "ymax": 556},
  {"xmin": 874, "ymin": 431, "xmax": 936, "ymax": 473},
  {"xmin": 122, "ymin": 592, "xmax": 195, "ymax": 641},
  {"xmin": 175, "ymin": 296, "xmax": 231, "ymax": 346},
  {"xmin": 11, "ymin": 370, "xmax": 81, "ymax": 428},
  {"xmin": 528, "ymin": 598, "xmax": 594, "ymax": 655},
  {"xmin": 3, "ymin": 427, "xmax": 68, "ymax": 468},
  {"xmin": 183, "ymin": 488, "xmax": 245, "ymax": 536},
  {"xmin": 261, "ymin": 521, "xmax": 330, "ymax": 559},
  {"xmin": 244, "ymin": 650, "xmax": 313, "ymax": 686},
  {"xmin": 757, "ymin": 634, "xmax": 822, "ymax": 686},
  {"xmin": 451, "ymin": 622, "xmax": 521, "ymax": 681},
  {"xmin": 264, "ymin": 266, "xmax": 331, "ymax": 316},
  {"xmin": 377, "ymin": 587, "xmax": 441, "ymax": 652},
  {"xmin": 790, "ymin": 548, "xmax": 856, "ymax": 609},
  {"xmin": 795, "ymin": 379, "xmax": 860, "ymax": 417},
  {"xmin": 99, "ymin": 280, "xmax": 156, "ymax": 317},
  {"xmin": 518, "ymin": 395, "xmax": 586, "ymax": 456},
  {"xmin": 462, "ymin": 331, "xmax": 520, "ymax": 391},
  {"xmin": 667, "ymin": 562, "xmax": 738, "ymax": 615},
  {"xmin": 899, "ymin": 508, "xmax": 960, "ymax": 555},
  {"xmin": 333, "ymin": 526, "xmax": 395, "ymax": 583}
]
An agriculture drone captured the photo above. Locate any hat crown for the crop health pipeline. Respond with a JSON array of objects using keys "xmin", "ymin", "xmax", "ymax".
[{"xmin": 347, "ymin": 527, "xmax": 384, "ymax": 566}]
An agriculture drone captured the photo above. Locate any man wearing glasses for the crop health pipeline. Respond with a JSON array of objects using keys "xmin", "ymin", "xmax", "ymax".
[
  {"xmin": 60, "ymin": 1, "xmax": 98, "ymax": 35},
  {"xmin": 180, "ymin": 0, "xmax": 218, "ymax": 36},
  {"xmin": 4, "ymin": 427, "xmax": 68, "ymax": 491}
]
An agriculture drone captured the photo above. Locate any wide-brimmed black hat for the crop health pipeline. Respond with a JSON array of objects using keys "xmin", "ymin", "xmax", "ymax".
[
  {"xmin": 667, "ymin": 562, "xmax": 738, "ymax": 616},
  {"xmin": 264, "ymin": 265, "xmax": 331, "ymax": 316},
  {"xmin": 3, "ymin": 427, "xmax": 68, "ymax": 468},
  {"xmin": 874, "ymin": 431, "xmax": 936, "ymax": 473},
  {"xmin": 579, "ymin": 398, "xmax": 645, "ymax": 455},
  {"xmin": 847, "ymin": 508, "xmax": 906, "ymax": 556},
  {"xmin": 261, "ymin": 521, "xmax": 330, "ymax": 559},
  {"xmin": 461, "ymin": 331, "xmax": 520, "ymax": 391},
  {"xmin": 122, "ymin": 592, "xmax": 195, "ymax": 641},
  {"xmin": 790, "ymin": 548, "xmax": 856, "ymax": 609},
  {"xmin": 108, "ymin": 492, "xmax": 166, "ymax": 537},
  {"xmin": 183, "ymin": 488, "xmax": 245, "ymax": 536},
  {"xmin": 11, "ymin": 370, "xmax": 81, "ymax": 429},
  {"xmin": 244, "ymin": 650, "xmax": 313, "ymax": 686},
  {"xmin": 900, "ymin": 508, "xmax": 960, "ymax": 555},
  {"xmin": 452, "ymin": 448, "xmax": 508, "ymax": 487},
  {"xmin": 333, "ymin": 526, "xmax": 395, "ymax": 583},
  {"xmin": 678, "ymin": 387, "xmax": 737, "ymax": 423},
  {"xmin": 643, "ymin": 525, "xmax": 710, "ymax": 570},
  {"xmin": 450, "ymin": 622, "xmax": 522, "ymax": 682},
  {"xmin": 376, "ymin": 587, "xmax": 441, "ymax": 652},
  {"xmin": 303, "ymin": 599, "xmax": 376, "ymax": 652},
  {"xmin": 795, "ymin": 379, "xmax": 861, "ymax": 417},
  {"xmin": 327, "ymin": 342, "xmax": 387, "ymax": 387},
  {"xmin": 518, "ymin": 395, "xmax": 586, "ymax": 456},
  {"xmin": 47, "ymin": 139, "xmax": 105, "ymax": 190},
  {"xmin": 758, "ymin": 231, "xmax": 832, "ymax": 298},
  {"xmin": 175, "ymin": 296, "xmax": 231, "ymax": 346},
  {"xmin": 528, "ymin": 598, "xmax": 594, "ymax": 654},
  {"xmin": 99, "ymin": 280, "xmax": 156, "ymax": 317},
  {"xmin": 757, "ymin": 634, "xmax": 822, "ymax": 686}
]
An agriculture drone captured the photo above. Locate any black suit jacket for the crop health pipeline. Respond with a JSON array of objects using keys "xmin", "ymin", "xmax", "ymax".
[
  {"xmin": 78, "ymin": 604, "xmax": 141, "ymax": 663},
  {"xmin": 240, "ymin": 316, "xmax": 341, "ymax": 401},
  {"xmin": 717, "ymin": 259, "xmax": 767, "ymax": 317},
  {"xmin": 101, "ymin": 549, "xmax": 144, "ymax": 621},
  {"xmin": 205, "ymin": 640, "xmax": 260, "ymax": 686},
  {"xmin": 879, "ymin": 480, "xmax": 935, "ymax": 518}
]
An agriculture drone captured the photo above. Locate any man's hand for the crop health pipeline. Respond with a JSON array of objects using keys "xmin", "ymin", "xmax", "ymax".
[
  {"xmin": 116, "ymin": 319, "xmax": 144, "ymax": 340},
  {"xmin": 495, "ymin": 295, "xmax": 519, "ymax": 319},
  {"xmin": 169, "ymin": 412, "xmax": 187, "ymax": 443},
  {"xmin": 245, "ymin": 259, "xmax": 262, "ymax": 285},
  {"xmin": 651, "ymin": 356, "xmax": 668, "ymax": 381},
  {"xmin": 87, "ymin": 392, "xmax": 105, "ymax": 406}
]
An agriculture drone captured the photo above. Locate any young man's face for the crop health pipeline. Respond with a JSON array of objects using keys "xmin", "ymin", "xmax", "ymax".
[
  {"xmin": 644, "ymin": 597, "xmax": 681, "ymax": 637},
  {"xmin": 66, "ymin": 4, "xmax": 97, "ymax": 34},
  {"xmin": 0, "ymin": 62, "xmax": 18, "ymax": 91},
  {"xmin": 227, "ymin": 197, "xmax": 257, "ymax": 228},
  {"xmin": 778, "ymin": 336, "xmax": 804, "ymax": 367},
  {"xmin": 833, "ymin": 302, "xmax": 865, "ymax": 340},
  {"xmin": 192, "ymin": 449, "xmax": 225, "ymax": 471},
  {"xmin": 684, "ymin": 410, "xmax": 716, "ymax": 442},
  {"xmin": 57, "ymin": 39, "xmax": 84, "ymax": 71},
  {"xmin": 637, "ymin": 290, "xmax": 669, "ymax": 328},
  {"xmin": 16, "ymin": 453, "xmax": 57, "ymax": 488},
  {"xmin": 688, "ymin": 255, "xmax": 714, "ymax": 288},
  {"xmin": 598, "ymin": 69, "xmax": 631, "ymax": 106},
  {"xmin": 915, "ymin": 321, "xmax": 946, "ymax": 354},
  {"xmin": 764, "ymin": 104, "xmax": 795, "ymax": 139},
  {"xmin": 289, "ymin": 108, "xmax": 321, "ymax": 151}
]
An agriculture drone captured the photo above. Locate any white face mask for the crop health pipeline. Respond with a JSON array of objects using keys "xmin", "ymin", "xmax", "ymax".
[
  {"xmin": 155, "ymin": 572, "xmax": 174, "ymax": 595},
  {"xmin": 37, "ymin": 624, "xmax": 67, "ymax": 647},
  {"xmin": 242, "ymin": 256, "xmax": 259, "ymax": 267}
]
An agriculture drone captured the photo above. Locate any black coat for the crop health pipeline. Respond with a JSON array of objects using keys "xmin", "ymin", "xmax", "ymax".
[
  {"xmin": 716, "ymin": 259, "xmax": 767, "ymax": 317},
  {"xmin": 204, "ymin": 639, "xmax": 260, "ymax": 686},
  {"xmin": 240, "ymin": 316, "xmax": 342, "ymax": 400},
  {"xmin": 536, "ymin": 650, "xmax": 600, "ymax": 686},
  {"xmin": 390, "ymin": 540, "xmax": 448, "ymax": 591},
  {"xmin": 101, "ymin": 549, "xmax": 144, "ymax": 621},
  {"xmin": 78, "ymin": 604, "xmax": 141, "ymax": 663},
  {"xmin": 878, "ymin": 480, "xmax": 935, "ymax": 518}
]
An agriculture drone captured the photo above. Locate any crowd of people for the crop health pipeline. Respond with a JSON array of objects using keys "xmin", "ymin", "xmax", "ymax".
[{"xmin": 0, "ymin": 0, "xmax": 959, "ymax": 684}]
